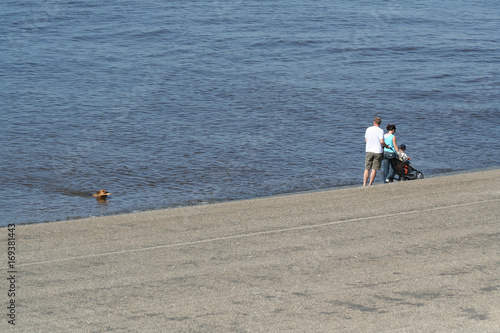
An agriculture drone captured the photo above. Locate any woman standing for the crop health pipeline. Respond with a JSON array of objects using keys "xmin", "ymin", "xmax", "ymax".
[{"xmin": 382, "ymin": 124, "xmax": 400, "ymax": 183}]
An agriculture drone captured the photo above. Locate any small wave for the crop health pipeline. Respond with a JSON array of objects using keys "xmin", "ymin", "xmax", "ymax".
[{"xmin": 130, "ymin": 28, "xmax": 172, "ymax": 39}]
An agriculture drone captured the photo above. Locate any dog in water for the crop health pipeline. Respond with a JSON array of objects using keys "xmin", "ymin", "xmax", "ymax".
[{"xmin": 92, "ymin": 189, "xmax": 111, "ymax": 202}]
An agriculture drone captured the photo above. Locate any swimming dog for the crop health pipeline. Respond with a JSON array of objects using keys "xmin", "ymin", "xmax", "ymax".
[{"xmin": 92, "ymin": 189, "xmax": 111, "ymax": 199}]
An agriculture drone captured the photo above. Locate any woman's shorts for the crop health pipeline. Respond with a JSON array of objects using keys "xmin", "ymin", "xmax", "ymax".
[{"xmin": 365, "ymin": 152, "xmax": 383, "ymax": 170}]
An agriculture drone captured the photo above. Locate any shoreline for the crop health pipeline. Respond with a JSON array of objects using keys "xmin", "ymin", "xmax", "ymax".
[{"xmin": 7, "ymin": 166, "xmax": 499, "ymax": 228}]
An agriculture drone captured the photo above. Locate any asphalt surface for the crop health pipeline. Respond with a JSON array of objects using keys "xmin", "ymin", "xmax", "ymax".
[{"xmin": 2, "ymin": 169, "xmax": 500, "ymax": 332}]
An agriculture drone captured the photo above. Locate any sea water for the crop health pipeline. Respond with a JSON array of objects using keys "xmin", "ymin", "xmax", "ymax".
[{"xmin": 1, "ymin": 0, "xmax": 499, "ymax": 225}]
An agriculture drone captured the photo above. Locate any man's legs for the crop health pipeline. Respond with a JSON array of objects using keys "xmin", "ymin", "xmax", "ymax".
[
  {"xmin": 363, "ymin": 169, "xmax": 378, "ymax": 186},
  {"xmin": 364, "ymin": 152, "xmax": 382, "ymax": 186}
]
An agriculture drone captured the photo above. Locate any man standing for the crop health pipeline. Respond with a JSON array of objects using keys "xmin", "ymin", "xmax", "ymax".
[{"xmin": 363, "ymin": 117, "xmax": 385, "ymax": 186}]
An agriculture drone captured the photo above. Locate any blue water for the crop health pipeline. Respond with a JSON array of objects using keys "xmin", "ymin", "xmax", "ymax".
[{"xmin": 1, "ymin": 0, "xmax": 499, "ymax": 226}]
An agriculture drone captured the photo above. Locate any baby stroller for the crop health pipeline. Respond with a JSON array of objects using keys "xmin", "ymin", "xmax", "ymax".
[{"xmin": 390, "ymin": 156, "xmax": 424, "ymax": 181}]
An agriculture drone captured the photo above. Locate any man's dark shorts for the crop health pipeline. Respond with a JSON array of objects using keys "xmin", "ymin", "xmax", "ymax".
[{"xmin": 365, "ymin": 152, "xmax": 383, "ymax": 170}]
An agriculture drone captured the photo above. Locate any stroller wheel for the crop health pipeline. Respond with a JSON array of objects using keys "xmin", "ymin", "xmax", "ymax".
[{"xmin": 416, "ymin": 172, "xmax": 424, "ymax": 179}]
